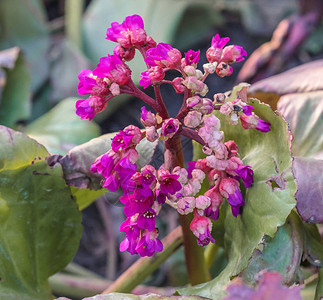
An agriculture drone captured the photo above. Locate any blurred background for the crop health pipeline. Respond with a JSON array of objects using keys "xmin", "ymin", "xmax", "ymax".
[{"xmin": 1, "ymin": 0, "xmax": 323, "ymax": 298}]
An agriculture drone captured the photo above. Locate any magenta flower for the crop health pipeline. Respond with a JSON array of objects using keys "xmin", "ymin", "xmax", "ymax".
[
  {"xmin": 190, "ymin": 214, "xmax": 215, "ymax": 246},
  {"xmin": 139, "ymin": 66, "xmax": 165, "ymax": 89},
  {"xmin": 161, "ymin": 118, "xmax": 180, "ymax": 140},
  {"xmin": 221, "ymin": 45, "xmax": 247, "ymax": 64},
  {"xmin": 106, "ymin": 21, "xmax": 129, "ymax": 47},
  {"xmin": 90, "ymin": 150, "xmax": 118, "ymax": 178},
  {"xmin": 184, "ymin": 50, "xmax": 200, "ymax": 66},
  {"xmin": 75, "ymin": 98, "xmax": 96, "ymax": 120},
  {"xmin": 106, "ymin": 14, "xmax": 147, "ymax": 48},
  {"xmin": 114, "ymin": 44, "xmax": 135, "ymax": 61},
  {"xmin": 140, "ymin": 166, "xmax": 156, "ymax": 188},
  {"xmin": 240, "ymin": 114, "xmax": 271, "ymax": 132},
  {"xmin": 234, "ymin": 164, "xmax": 254, "ymax": 188},
  {"xmin": 93, "ymin": 54, "xmax": 131, "ymax": 85},
  {"xmin": 102, "ymin": 172, "xmax": 120, "ymax": 192},
  {"xmin": 140, "ymin": 107, "xmax": 157, "ymax": 127},
  {"xmin": 228, "ymin": 188, "xmax": 245, "ymax": 217},
  {"xmin": 156, "ymin": 189, "xmax": 167, "ymax": 204},
  {"xmin": 137, "ymin": 208, "xmax": 156, "ymax": 231},
  {"xmin": 135, "ymin": 229, "xmax": 163, "ymax": 257},
  {"xmin": 242, "ymin": 105, "xmax": 254, "ymax": 116},
  {"xmin": 121, "ymin": 189, "xmax": 154, "ymax": 217},
  {"xmin": 120, "ymin": 218, "xmax": 140, "ymax": 255},
  {"xmin": 111, "ymin": 125, "xmax": 142, "ymax": 152},
  {"xmin": 256, "ymin": 119, "xmax": 271, "ymax": 132},
  {"xmin": 145, "ymin": 43, "xmax": 182, "ymax": 69},
  {"xmin": 77, "ymin": 70, "xmax": 98, "ymax": 95},
  {"xmin": 123, "ymin": 14, "xmax": 147, "ymax": 46},
  {"xmin": 206, "ymin": 34, "xmax": 230, "ymax": 63},
  {"xmin": 160, "ymin": 173, "xmax": 182, "ymax": 195}
]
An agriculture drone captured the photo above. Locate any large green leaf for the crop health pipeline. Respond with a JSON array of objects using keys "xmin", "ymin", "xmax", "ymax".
[
  {"xmin": 240, "ymin": 221, "xmax": 302, "ymax": 286},
  {"xmin": 71, "ymin": 293, "xmax": 210, "ymax": 300},
  {"xmin": 0, "ymin": 126, "xmax": 82, "ymax": 299},
  {"xmin": 179, "ymin": 98, "xmax": 296, "ymax": 299},
  {"xmin": 24, "ymin": 97, "xmax": 100, "ymax": 155},
  {"xmin": 277, "ymin": 91, "xmax": 323, "ymax": 224},
  {"xmin": 0, "ymin": 0, "xmax": 50, "ymax": 91},
  {"xmin": 0, "ymin": 47, "xmax": 31, "ymax": 127}
]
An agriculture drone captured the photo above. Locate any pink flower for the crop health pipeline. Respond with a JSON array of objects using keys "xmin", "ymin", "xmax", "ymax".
[
  {"xmin": 140, "ymin": 165, "xmax": 156, "ymax": 188},
  {"xmin": 120, "ymin": 218, "xmax": 140, "ymax": 255},
  {"xmin": 75, "ymin": 98, "xmax": 96, "ymax": 120},
  {"xmin": 106, "ymin": 14, "xmax": 147, "ymax": 48},
  {"xmin": 190, "ymin": 214, "xmax": 215, "ymax": 246},
  {"xmin": 137, "ymin": 208, "xmax": 156, "ymax": 231},
  {"xmin": 113, "ymin": 44, "xmax": 135, "ymax": 61},
  {"xmin": 183, "ymin": 49, "xmax": 200, "ymax": 67},
  {"xmin": 242, "ymin": 105, "xmax": 254, "ymax": 116},
  {"xmin": 111, "ymin": 125, "xmax": 142, "ymax": 152},
  {"xmin": 221, "ymin": 45, "xmax": 247, "ymax": 64},
  {"xmin": 161, "ymin": 118, "xmax": 180, "ymax": 140},
  {"xmin": 140, "ymin": 107, "xmax": 157, "ymax": 127},
  {"xmin": 139, "ymin": 66, "xmax": 165, "ymax": 89},
  {"xmin": 135, "ymin": 229, "xmax": 163, "ymax": 257},
  {"xmin": 159, "ymin": 171, "xmax": 182, "ymax": 195},
  {"xmin": 121, "ymin": 189, "xmax": 154, "ymax": 217},
  {"xmin": 90, "ymin": 150, "xmax": 119, "ymax": 178},
  {"xmin": 216, "ymin": 62, "xmax": 233, "ymax": 77},
  {"xmin": 234, "ymin": 165, "xmax": 254, "ymax": 188},
  {"xmin": 77, "ymin": 70, "xmax": 97, "ymax": 95},
  {"xmin": 93, "ymin": 55, "xmax": 131, "ymax": 85},
  {"xmin": 206, "ymin": 34, "xmax": 230, "ymax": 63},
  {"xmin": 145, "ymin": 43, "xmax": 182, "ymax": 69},
  {"xmin": 240, "ymin": 114, "xmax": 271, "ymax": 132},
  {"xmin": 177, "ymin": 197, "xmax": 196, "ymax": 215}
]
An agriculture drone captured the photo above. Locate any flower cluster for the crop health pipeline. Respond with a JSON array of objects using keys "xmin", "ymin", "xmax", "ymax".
[{"xmin": 76, "ymin": 14, "xmax": 271, "ymax": 257}]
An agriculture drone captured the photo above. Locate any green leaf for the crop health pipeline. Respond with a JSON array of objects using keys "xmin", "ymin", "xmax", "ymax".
[
  {"xmin": 241, "ymin": 221, "xmax": 302, "ymax": 286},
  {"xmin": 0, "ymin": 47, "xmax": 31, "ymax": 126},
  {"xmin": 80, "ymin": 292, "xmax": 210, "ymax": 299},
  {"xmin": 0, "ymin": 0, "xmax": 50, "ymax": 91},
  {"xmin": 0, "ymin": 126, "xmax": 82, "ymax": 299},
  {"xmin": 70, "ymin": 186, "xmax": 106, "ymax": 211},
  {"xmin": 277, "ymin": 91, "xmax": 323, "ymax": 223},
  {"xmin": 179, "ymin": 97, "xmax": 296, "ymax": 299},
  {"xmin": 24, "ymin": 97, "xmax": 100, "ymax": 155}
]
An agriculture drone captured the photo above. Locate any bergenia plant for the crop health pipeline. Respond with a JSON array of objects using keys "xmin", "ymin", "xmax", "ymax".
[{"xmin": 76, "ymin": 15, "xmax": 270, "ymax": 258}]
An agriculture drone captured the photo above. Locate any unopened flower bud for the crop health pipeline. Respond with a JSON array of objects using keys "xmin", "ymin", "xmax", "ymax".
[
  {"xmin": 195, "ymin": 195, "xmax": 211, "ymax": 210},
  {"xmin": 184, "ymin": 65, "xmax": 197, "ymax": 76},
  {"xmin": 146, "ymin": 126, "xmax": 159, "ymax": 142},
  {"xmin": 216, "ymin": 62, "xmax": 233, "ymax": 77},
  {"xmin": 177, "ymin": 197, "xmax": 196, "ymax": 215},
  {"xmin": 109, "ymin": 82, "xmax": 120, "ymax": 96},
  {"xmin": 203, "ymin": 63, "xmax": 216, "ymax": 74},
  {"xmin": 213, "ymin": 93, "xmax": 226, "ymax": 103},
  {"xmin": 184, "ymin": 111, "xmax": 202, "ymax": 128},
  {"xmin": 172, "ymin": 77, "xmax": 186, "ymax": 93}
]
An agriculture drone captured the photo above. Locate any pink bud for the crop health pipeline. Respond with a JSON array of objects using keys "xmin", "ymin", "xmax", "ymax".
[
  {"xmin": 184, "ymin": 111, "xmax": 202, "ymax": 128},
  {"xmin": 195, "ymin": 195, "xmax": 211, "ymax": 210},
  {"xmin": 177, "ymin": 197, "xmax": 196, "ymax": 215},
  {"xmin": 216, "ymin": 62, "xmax": 233, "ymax": 77},
  {"xmin": 145, "ymin": 126, "xmax": 159, "ymax": 142},
  {"xmin": 172, "ymin": 77, "xmax": 186, "ymax": 93},
  {"xmin": 141, "ymin": 107, "xmax": 157, "ymax": 127}
]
